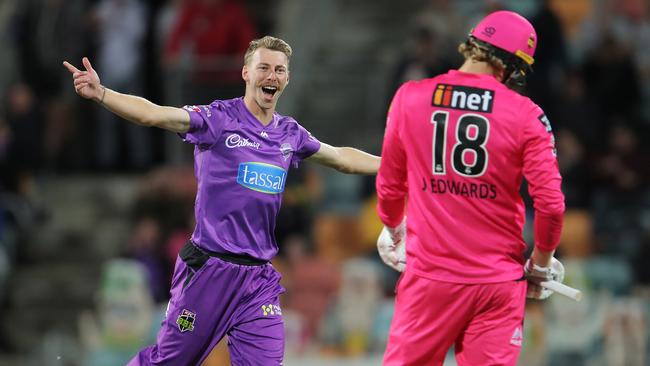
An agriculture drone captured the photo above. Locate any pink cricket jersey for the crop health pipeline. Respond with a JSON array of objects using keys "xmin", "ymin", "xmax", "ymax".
[{"xmin": 376, "ymin": 70, "xmax": 565, "ymax": 283}]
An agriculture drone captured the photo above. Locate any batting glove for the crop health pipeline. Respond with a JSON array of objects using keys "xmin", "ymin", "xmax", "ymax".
[
  {"xmin": 524, "ymin": 257, "xmax": 565, "ymax": 300},
  {"xmin": 377, "ymin": 218, "xmax": 406, "ymax": 272}
]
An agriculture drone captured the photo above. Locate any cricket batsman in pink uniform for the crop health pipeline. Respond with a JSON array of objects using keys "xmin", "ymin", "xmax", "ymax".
[{"xmin": 376, "ymin": 11, "xmax": 566, "ymax": 365}]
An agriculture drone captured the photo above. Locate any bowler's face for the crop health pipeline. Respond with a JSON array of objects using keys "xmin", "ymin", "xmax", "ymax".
[{"xmin": 243, "ymin": 48, "xmax": 289, "ymax": 110}]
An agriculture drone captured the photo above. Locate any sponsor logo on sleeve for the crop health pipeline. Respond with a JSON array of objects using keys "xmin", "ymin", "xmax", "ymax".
[
  {"xmin": 538, "ymin": 113, "xmax": 552, "ymax": 132},
  {"xmin": 237, "ymin": 162, "xmax": 287, "ymax": 194},
  {"xmin": 538, "ymin": 114, "xmax": 557, "ymax": 156},
  {"xmin": 550, "ymin": 134, "xmax": 557, "ymax": 157},
  {"xmin": 432, "ymin": 84, "xmax": 494, "ymax": 113}
]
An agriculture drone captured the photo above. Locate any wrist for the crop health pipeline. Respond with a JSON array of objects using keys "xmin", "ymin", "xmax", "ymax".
[
  {"xmin": 386, "ymin": 217, "xmax": 406, "ymax": 241},
  {"xmin": 96, "ymin": 85, "xmax": 107, "ymax": 104},
  {"xmin": 531, "ymin": 248, "xmax": 554, "ymax": 268},
  {"xmin": 525, "ymin": 259, "xmax": 552, "ymax": 284},
  {"xmin": 525, "ymin": 257, "xmax": 565, "ymax": 283},
  {"xmin": 526, "ymin": 260, "xmax": 550, "ymax": 274}
]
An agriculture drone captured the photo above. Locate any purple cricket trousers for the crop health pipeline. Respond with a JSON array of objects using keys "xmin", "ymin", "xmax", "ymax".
[{"xmin": 127, "ymin": 242, "xmax": 285, "ymax": 365}]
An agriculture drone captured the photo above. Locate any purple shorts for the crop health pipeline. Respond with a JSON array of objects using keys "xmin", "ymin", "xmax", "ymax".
[{"xmin": 127, "ymin": 242, "xmax": 285, "ymax": 365}]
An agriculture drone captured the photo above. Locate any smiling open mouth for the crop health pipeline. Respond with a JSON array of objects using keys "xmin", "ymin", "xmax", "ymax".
[{"xmin": 261, "ymin": 86, "xmax": 278, "ymax": 97}]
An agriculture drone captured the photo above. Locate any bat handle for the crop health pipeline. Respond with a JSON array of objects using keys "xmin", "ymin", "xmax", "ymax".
[{"xmin": 540, "ymin": 280, "xmax": 582, "ymax": 301}]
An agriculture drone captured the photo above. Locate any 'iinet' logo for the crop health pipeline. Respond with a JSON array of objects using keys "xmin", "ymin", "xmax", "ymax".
[{"xmin": 432, "ymin": 84, "xmax": 494, "ymax": 113}]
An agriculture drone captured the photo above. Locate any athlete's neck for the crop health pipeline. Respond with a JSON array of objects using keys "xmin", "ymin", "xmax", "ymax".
[
  {"xmin": 458, "ymin": 59, "xmax": 504, "ymax": 81},
  {"xmin": 243, "ymin": 95, "xmax": 275, "ymax": 125}
]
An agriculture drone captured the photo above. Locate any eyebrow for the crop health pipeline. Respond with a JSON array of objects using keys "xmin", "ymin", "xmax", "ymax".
[{"xmin": 257, "ymin": 63, "xmax": 287, "ymax": 69}]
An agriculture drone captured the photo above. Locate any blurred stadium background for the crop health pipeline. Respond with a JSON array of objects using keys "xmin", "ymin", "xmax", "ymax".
[{"xmin": 0, "ymin": 0, "xmax": 649, "ymax": 365}]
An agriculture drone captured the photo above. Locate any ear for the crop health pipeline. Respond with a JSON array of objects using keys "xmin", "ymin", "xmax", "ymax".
[
  {"xmin": 242, "ymin": 65, "xmax": 249, "ymax": 82},
  {"xmin": 495, "ymin": 68, "xmax": 506, "ymax": 82}
]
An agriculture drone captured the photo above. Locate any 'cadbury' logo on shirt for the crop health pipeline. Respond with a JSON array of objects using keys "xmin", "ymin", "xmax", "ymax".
[
  {"xmin": 225, "ymin": 134, "xmax": 261, "ymax": 149},
  {"xmin": 237, "ymin": 162, "xmax": 287, "ymax": 194},
  {"xmin": 432, "ymin": 84, "xmax": 494, "ymax": 113}
]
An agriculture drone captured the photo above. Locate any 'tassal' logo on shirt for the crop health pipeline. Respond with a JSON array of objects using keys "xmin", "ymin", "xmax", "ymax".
[
  {"xmin": 237, "ymin": 162, "xmax": 287, "ymax": 194},
  {"xmin": 225, "ymin": 134, "xmax": 261, "ymax": 149},
  {"xmin": 432, "ymin": 84, "xmax": 494, "ymax": 113}
]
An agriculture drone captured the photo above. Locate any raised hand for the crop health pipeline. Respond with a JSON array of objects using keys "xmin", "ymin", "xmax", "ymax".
[{"xmin": 62, "ymin": 57, "xmax": 104, "ymax": 102}]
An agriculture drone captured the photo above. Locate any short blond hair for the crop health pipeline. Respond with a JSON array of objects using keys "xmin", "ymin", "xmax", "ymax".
[
  {"xmin": 244, "ymin": 36, "xmax": 293, "ymax": 66},
  {"xmin": 458, "ymin": 38, "xmax": 506, "ymax": 72}
]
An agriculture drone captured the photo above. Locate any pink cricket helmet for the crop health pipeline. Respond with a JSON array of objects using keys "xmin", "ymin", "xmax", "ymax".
[{"xmin": 470, "ymin": 10, "xmax": 537, "ymax": 67}]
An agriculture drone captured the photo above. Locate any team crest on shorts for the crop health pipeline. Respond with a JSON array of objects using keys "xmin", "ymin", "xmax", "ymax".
[
  {"xmin": 176, "ymin": 309, "xmax": 196, "ymax": 332},
  {"xmin": 510, "ymin": 326, "xmax": 523, "ymax": 346}
]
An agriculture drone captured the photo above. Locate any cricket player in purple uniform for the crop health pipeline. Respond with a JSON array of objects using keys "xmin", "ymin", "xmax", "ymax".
[{"xmin": 63, "ymin": 36, "xmax": 380, "ymax": 365}]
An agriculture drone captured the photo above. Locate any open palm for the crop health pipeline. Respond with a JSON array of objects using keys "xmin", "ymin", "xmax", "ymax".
[{"xmin": 63, "ymin": 57, "xmax": 103, "ymax": 101}]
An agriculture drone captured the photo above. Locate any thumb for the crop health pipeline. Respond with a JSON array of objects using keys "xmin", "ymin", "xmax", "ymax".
[{"xmin": 82, "ymin": 57, "xmax": 94, "ymax": 72}]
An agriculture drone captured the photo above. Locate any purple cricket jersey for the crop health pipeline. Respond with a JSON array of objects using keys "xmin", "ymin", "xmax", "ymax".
[{"xmin": 179, "ymin": 97, "xmax": 321, "ymax": 261}]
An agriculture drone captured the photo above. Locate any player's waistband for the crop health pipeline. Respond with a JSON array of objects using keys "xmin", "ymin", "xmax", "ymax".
[{"xmin": 187, "ymin": 241, "xmax": 269, "ymax": 266}]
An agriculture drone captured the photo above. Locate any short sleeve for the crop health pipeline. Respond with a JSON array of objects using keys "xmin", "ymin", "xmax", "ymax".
[
  {"xmin": 178, "ymin": 102, "xmax": 227, "ymax": 148},
  {"xmin": 290, "ymin": 123, "xmax": 321, "ymax": 169}
]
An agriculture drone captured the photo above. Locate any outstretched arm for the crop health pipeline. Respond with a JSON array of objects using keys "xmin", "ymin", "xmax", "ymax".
[
  {"xmin": 306, "ymin": 142, "xmax": 380, "ymax": 174},
  {"xmin": 63, "ymin": 57, "xmax": 190, "ymax": 133}
]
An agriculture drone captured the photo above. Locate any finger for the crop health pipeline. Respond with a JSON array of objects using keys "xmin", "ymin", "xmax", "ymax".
[
  {"xmin": 74, "ymin": 76, "xmax": 91, "ymax": 85},
  {"xmin": 528, "ymin": 284, "xmax": 542, "ymax": 298},
  {"xmin": 74, "ymin": 77, "xmax": 90, "ymax": 87},
  {"xmin": 63, "ymin": 61, "xmax": 82, "ymax": 74},
  {"xmin": 528, "ymin": 282, "xmax": 542, "ymax": 291},
  {"xmin": 75, "ymin": 82, "xmax": 89, "ymax": 91},
  {"xmin": 74, "ymin": 81, "xmax": 90, "ymax": 90},
  {"xmin": 82, "ymin": 57, "xmax": 94, "ymax": 72},
  {"xmin": 526, "ymin": 275, "xmax": 546, "ymax": 285}
]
